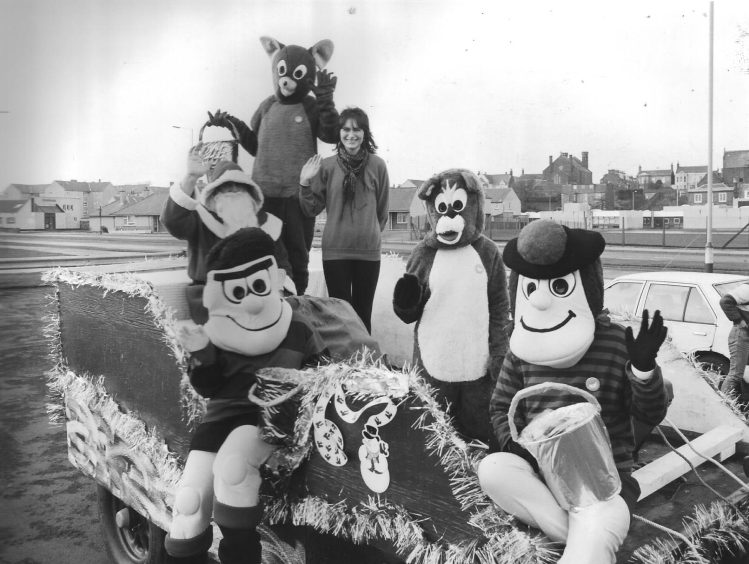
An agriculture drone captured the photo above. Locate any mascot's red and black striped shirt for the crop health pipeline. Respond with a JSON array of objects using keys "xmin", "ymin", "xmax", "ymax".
[{"xmin": 489, "ymin": 319, "xmax": 668, "ymax": 474}]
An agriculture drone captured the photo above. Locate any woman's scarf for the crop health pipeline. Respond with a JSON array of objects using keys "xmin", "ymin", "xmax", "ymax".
[{"xmin": 336, "ymin": 147, "xmax": 369, "ymax": 211}]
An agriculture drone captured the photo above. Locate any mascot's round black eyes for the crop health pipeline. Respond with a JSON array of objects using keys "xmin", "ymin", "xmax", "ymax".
[
  {"xmin": 222, "ymin": 280, "xmax": 247, "ymax": 304},
  {"xmin": 452, "ymin": 189, "xmax": 467, "ymax": 211},
  {"xmin": 549, "ymin": 273, "xmax": 576, "ymax": 297},
  {"xmin": 526, "ymin": 281, "xmax": 537, "ymax": 296},
  {"xmin": 434, "ymin": 193, "xmax": 449, "ymax": 214},
  {"xmin": 292, "ymin": 65, "xmax": 307, "ymax": 80},
  {"xmin": 251, "ymin": 279, "xmax": 268, "ymax": 294},
  {"xmin": 277, "ymin": 60, "xmax": 287, "ymax": 76},
  {"xmin": 551, "ymin": 279, "xmax": 568, "ymax": 294}
]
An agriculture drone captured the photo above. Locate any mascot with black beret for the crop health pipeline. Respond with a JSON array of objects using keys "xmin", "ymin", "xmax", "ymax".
[
  {"xmin": 477, "ymin": 219, "xmax": 671, "ymax": 564},
  {"xmin": 392, "ymin": 168, "xmax": 511, "ymax": 446}
]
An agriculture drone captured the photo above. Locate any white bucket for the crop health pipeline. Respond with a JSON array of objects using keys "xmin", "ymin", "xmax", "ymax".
[{"xmin": 509, "ymin": 382, "xmax": 621, "ymax": 510}]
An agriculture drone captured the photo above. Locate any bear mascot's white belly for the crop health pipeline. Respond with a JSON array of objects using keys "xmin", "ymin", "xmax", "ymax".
[{"xmin": 417, "ymin": 245, "xmax": 490, "ymax": 382}]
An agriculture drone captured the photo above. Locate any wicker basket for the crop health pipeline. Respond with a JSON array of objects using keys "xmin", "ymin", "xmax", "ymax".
[{"xmin": 196, "ymin": 120, "xmax": 240, "ymax": 169}]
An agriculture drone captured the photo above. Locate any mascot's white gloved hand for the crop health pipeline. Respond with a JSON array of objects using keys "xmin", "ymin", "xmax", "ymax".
[
  {"xmin": 624, "ymin": 309, "xmax": 667, "ymax": 378},
  {"xmin": 177, "ymin": 320, "xmax": 210, "ymax": 353}
]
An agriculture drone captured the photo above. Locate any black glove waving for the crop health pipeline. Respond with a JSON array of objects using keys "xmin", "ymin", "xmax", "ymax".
[
  {"xmin": 313, "ymin": 69, "xmax": 337, "ymax": 101},
  {"xmin": 206, "ymin": 109, "xmax": 234, "ymax": 129},
  {"xmin": 625, "ymin": 309, "xmax": 667, "ymax": 372},
  {"xmin": 393, "ymin": 273, "xmax": 422, "ymax": 311}
]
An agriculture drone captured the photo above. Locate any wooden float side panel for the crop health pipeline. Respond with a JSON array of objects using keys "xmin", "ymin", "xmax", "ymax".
[
  {"xmin": 303, "ymin": 396, "xmax": 478, "ymax": 543},
  {"xmin": 58, "ymin": 283, "xmax": 192, "ymax": 456}
]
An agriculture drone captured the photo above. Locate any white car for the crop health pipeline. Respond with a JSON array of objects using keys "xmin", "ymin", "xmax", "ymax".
[{"xmin": 604, "ymin": 271, "xmax": 749, "ymax": 374}]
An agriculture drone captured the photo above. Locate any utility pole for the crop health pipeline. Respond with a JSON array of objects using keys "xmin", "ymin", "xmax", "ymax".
[{"xmin": 705, "ymin": 0, "xmax": 714, "ymax": 272}]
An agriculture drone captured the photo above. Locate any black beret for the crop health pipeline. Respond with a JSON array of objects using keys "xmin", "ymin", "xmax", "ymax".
[
  {"xmin": 206, "ymin": 227, "xmax": 276, "ymax": 273},
  {"xmin": 503, "ymin": 220, "xmax": 605, "ymax": 279}
]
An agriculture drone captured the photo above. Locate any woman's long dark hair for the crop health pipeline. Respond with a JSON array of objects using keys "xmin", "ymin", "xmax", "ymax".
[{"xmin": 335, "ymin": 107, "xmax": 378, "ymax": 154}]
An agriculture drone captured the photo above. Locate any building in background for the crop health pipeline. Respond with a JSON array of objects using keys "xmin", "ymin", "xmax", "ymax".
[
  {"xmin": 387, "ymin": 185, "xmax": 418, "ymax": 231},
  {"xmin": 2, "ymin": 183, "xmax": 80, "ymax": 229},
  {"xmin": 543, "ymin": 152, "xmax": 592, "ymax": 185},
  {"xmin": 52, "ymin": 180, "xmax": 115, "ymax": 229},
  {"xmin": 689, "ymin": 171, "xmax": 734, "ymax": 206},
  {"xmin": 90, "ymin": 188, "xmax": 170, "ymax": 233},
  {"xmin": 722, "ymin": 149, "xmax": 749, "ymax": 186},
  {"xmin": 637, "ymin": 164, "xmax": 674, "ymax": 188}
]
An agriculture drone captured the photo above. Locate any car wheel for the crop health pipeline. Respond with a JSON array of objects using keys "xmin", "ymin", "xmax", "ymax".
[
  {"xmin": 97, "ymin": 485, "xmax": 167, "ymax": 564},
  {"xmin": 695, "ymin": 352, "xmax": 730, "ymax": 376}
]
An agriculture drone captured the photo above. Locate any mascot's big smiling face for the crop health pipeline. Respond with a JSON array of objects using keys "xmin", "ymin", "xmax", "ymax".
[
  {"xmin": 510, "ymin": 270, "xmax": 596, "ymax": 368},
  {"xmin": 203, "ymin": 254, "xmax": 292, "ymax": 356}
]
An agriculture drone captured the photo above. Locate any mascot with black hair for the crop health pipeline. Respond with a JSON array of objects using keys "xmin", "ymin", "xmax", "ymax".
[
  {"xmin": 477, "ymin": 219, "xmax": 671, "ymax": 564},
  {"xmin": 392, "ymin": 168, "xmax": 511, "ymax": 446},
  {"xmin": 164, "ymin": 227, "xmax": 326, "ymax": 564}
]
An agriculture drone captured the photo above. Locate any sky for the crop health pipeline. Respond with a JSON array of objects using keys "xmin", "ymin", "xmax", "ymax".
[{"xmin": 0, "ymin": 0, "xmax": 748, "ymax": 191}]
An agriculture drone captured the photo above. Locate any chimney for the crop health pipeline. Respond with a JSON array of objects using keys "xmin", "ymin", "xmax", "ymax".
[
  {"xmin": 582, "ymin": 151, "xmax": 589, "ymax": 169},
  {"xmin": 549, "ymin": 155, "xmax": 553, "ymax": 166}
]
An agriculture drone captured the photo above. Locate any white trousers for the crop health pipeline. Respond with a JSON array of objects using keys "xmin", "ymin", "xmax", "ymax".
[{"xmin": 477, "ymin": 452, "xmax": 630, "ymax": 564}]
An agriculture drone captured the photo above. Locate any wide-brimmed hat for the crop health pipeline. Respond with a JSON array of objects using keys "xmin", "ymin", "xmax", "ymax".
[
  {"xmin": 503, "ymin": 219, "xmax": 605, "ymax": 279},
  {"xmin": 199, "ymin": 160, "xmax": 264, "ymax": 209}
]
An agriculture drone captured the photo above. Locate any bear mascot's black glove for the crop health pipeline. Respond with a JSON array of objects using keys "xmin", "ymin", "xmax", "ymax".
[
  {"xmin": 393, "ymin": 274, "xmax": 422, "ymax": 311},
  {"xmin": 625, "ymin": 309, "xmax": 668, "ymax": 372},
  {"xmin": 312, "ymin": 69, "xmax": 337, "ymax": 102},
  {"xmin": 206, "ymin": 108, "xmax": 236, "ymax": 129}
]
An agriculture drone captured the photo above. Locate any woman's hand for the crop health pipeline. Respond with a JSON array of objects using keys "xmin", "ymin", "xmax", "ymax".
[
  {"xmin": 186, "ymin": 145, "xmax": 209, "ymax": 179},
  {"xmin": 300, "ymin": 154, "xmax": 322, "ymax": 186}
]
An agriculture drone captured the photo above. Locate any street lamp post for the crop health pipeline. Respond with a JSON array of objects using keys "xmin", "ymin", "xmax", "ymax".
[
  {"xmin": 705, "ymin": 0, "xmax": 714, "ymax": 273},
  {"xmin": 99, "ymin": 205, "xmax": 102, "ymax": 234},
  {"xmin": 172, "ymin": 125, "xmax": 194, "ymax": 147}
]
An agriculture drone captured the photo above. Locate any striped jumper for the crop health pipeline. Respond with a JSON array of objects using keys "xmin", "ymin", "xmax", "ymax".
[{"xmin": 489, "ymin": 319, "xmax": 668, "ymax": 474}]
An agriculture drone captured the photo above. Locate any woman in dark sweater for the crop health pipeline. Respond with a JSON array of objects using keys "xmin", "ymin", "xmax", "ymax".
[{"xmin": 298, "ymin": 108, "xmax": 389, "ymax": 333}]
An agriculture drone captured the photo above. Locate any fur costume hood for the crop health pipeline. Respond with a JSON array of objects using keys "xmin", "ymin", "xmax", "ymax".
[
  {"xmin": 260, "ymin": 36, "xmax": 334, "ymax": 104},
  {"xmin": 418, "ymin": 169, "xmax": 486, "ymax": 249}
]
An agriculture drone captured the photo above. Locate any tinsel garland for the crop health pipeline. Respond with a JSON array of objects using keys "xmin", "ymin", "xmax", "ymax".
[
  {"xmin": 258, "ymin": 356, "xmax": 560, "ymax": 564},
  {"xmin": 632, "ymin": 497, "xmax": 749, "ymax": 563},
  {"xmin": 42, "ymin": 267, "xmax": 206, "ymax": 427},
  {"xmin": 46, "ymin": 363, "xmax": 183, "ymax": 531}
]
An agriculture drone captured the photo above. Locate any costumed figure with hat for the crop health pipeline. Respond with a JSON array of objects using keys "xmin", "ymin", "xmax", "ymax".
[
  {"xmin": 207, "ymin": 36, "xmax": 339, "ymax": 295},
  {"xmin": 164, "ymin": 227, "xmax": 326, "ymax": 564},
  {"xmin": 161, "ymin": 152, "xmax": 294, "ymax": 324},
  {"xmin": 477, "ymin": 219, "xmax": 671, "ymax": 564},
  {"xmin": 392, "ymin": 169, "xmax": 511, "ymax": 446}
]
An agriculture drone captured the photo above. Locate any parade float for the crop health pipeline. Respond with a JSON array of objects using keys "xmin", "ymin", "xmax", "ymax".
[{"xmin": 41, "ymin": 247, "xmax": 749, "ymax": 564}]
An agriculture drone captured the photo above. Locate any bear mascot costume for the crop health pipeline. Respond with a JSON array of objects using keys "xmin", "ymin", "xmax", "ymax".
[
  {"xmin": 477, "ymin": 219, "xmax": 670, "ymax": 564},
  {"xmin": 208, "ymin": 37, "xmax": 339, "ymax": 295},
  {"xmin": 392, "ymin": 168, "xmax": 511, "ymax": 446}
]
